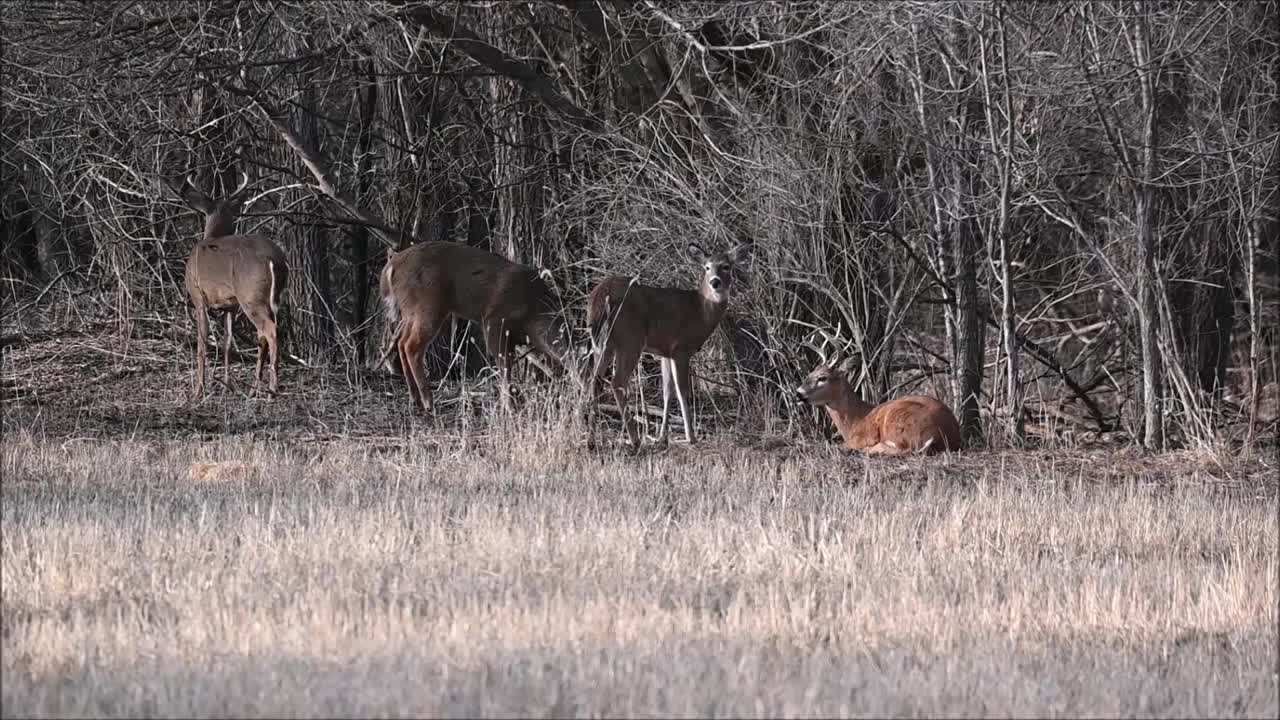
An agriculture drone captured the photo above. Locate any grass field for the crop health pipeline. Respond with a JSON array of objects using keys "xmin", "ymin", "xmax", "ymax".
[{"xmin": 2, "ymin": 333, "xmax": 1278, "ymax": 718}]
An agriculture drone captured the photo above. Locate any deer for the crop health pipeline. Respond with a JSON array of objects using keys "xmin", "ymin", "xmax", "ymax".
[
  {"xmin": 377, "ymin": 242, "xmax": 572, "ymax": 414},
  {"xmin": 585, "ymin": 242, "xmax": 749, "ymax": 448},
  {"xmin": 794, "ymin": 329, "xmax": 962, "ymax": 455},
  {"xmin": 180, "ymin": 170, "xmax": 289, "ymax": 400}
]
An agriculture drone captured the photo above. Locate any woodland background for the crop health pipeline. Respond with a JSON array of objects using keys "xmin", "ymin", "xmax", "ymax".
[{"xmin": 2, "ymin": 0, "xmax": 1277, "ymax": 450}]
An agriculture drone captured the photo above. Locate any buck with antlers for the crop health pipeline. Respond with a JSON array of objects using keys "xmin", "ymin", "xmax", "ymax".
[
  {"xmin": 585, "ymin": 242, "xmax": 749, "ymax": 448},
  {"xmin": 378, "ymin": 242, "xmax": 572, "ymax": 414},
  {"xmin": 795, "ymin": 329, "xmax": 962, "ymax": 455},
  {"xmin": 181, "ymin": 170, "xmax": 289, "ymax": 399}
]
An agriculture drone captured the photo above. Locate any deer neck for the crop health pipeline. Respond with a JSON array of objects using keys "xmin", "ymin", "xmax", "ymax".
[
  {"xmin": 696, "ymin": 287, "xmax": 730, "ymax": 330},
  {"xmin": 204, "ymin": 212, "xmax": 236, "ymax": 240},
  {"xmin": 825, "ymin": 382, "xmax": 875, "ymax": 441}
]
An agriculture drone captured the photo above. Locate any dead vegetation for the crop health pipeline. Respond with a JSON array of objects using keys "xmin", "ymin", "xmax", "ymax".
[{"xmin": 2, "ymin": 329, "xmax": 1277, "ymax": 719}]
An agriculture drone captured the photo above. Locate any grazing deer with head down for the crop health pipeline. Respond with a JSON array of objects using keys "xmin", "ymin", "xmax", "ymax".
[
  {"xmin": 586, "ymin": 242, "xmax": 749, "ymax": 448},
  {"xmin": 795, "ymin": 329, "xmax": 962, "ymax": 455},
  {"xmin": 378, "ymin": 242, "xmax": 572, "ymax": 414},
  {"xmin": 181, "ymin": 170, "xmax": 289, "ymax": 399}
]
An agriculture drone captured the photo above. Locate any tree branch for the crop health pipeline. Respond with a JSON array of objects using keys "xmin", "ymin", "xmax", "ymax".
[
  {"xmin": 876, "ymin": 225, "xmax": 1114, "ymax": 432},
  {"xmin": 394, "ymin": 1, "xmax": 606, "ymax": 133},
  {"xmin": 226, "ymin": 81, "xmax": 414, "ymax": 249}
]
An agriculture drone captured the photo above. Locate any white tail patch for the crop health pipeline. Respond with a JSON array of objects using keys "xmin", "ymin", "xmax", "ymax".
[
  {"xmin": 268, "ymin": 260, "xmax": 279, "ymax": 316},
  {"xmin": 382, "ymin": 293, "xmax": 399, "ymax": 324},
  {"xmin": 382, "ymin": 265, "xmax": 399, "ymax": 323}
]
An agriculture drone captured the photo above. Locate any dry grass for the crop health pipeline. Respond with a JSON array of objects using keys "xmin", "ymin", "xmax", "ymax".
[
  {"xmin": 3, "ymin": 327, "xmax": 1277, "ymax": 717},
  {"xmin": 3, "ymin": 420, "xmax": 1277, "ymax": 718}
]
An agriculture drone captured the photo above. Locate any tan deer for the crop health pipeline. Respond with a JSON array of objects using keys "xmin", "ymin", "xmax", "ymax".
[
  {"xmin": 795, "ymin": 329, "xmax": 961, "ymax": 455},
  {"xmin": 585, "ymin": 242, "xmax": 749, "ymax": 448},
  {"xmin": 181, "ymin": 171, "xmax": 289, "ymax": 399},
  {"xmin": 378, "ymin": 242, "xmax": 571, "ymax": 413}
]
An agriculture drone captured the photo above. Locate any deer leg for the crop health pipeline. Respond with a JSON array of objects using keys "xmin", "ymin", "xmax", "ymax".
[
  {"xmin": 584, "ymin": 343, "xmax": 615, "ymax": 447},
  {"xmin": 657, "ymin": 357, "xmax": 674, "ymax": 444},
  {"xmin": 672, "ymin": 355, "xmax": 695, "ymax": 445},
  {"xmin": 588, "ymin": 345, "xmax": 615, "ymax": 401},
  {"xmin": 402, "ymin": 311, "xmax": 444, "ymax": 414},
  {"xmin": 396, "ymin": 331, "xmax": 422, "ymax": 410},
  {"xmin": 482, "ymin": 319, "xmax": 515, "ymax": 412},
  {"xmin": 192, "ymin": 304, "xmax": 210, "ymax": 400},
  {"xmin": 250, "ymin": 334, "xmax": 267, "ymax": 396},
  {"xmin": 401, "ymin": 327, "xmax": 433, "ymax": 414},
  {"xmin": 525, "ymin": 317, "xmax": 567, "ymax": 377},
  {"xmin": 265, "ymin": 318, "xmax": 280, "ymax": 395},
  {"xmin": 244, "ymin": 306, "xmax": 278, "ymax": 397},
  {"xmin": 863, "ymin": 441, "xmax": 910, "ymax": 456},
  {"xmin": 610, "ymin": 343, "xmax": 643, "ymax": 449},
  {"xmin": 222, "ymin": 311, "xmax": 234, "ymax": 390}
]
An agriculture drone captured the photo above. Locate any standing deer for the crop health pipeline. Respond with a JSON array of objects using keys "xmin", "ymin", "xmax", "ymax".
[
  {"xmin": 586, "ymin": 242, "xmax": 749, "ymax": 448},
  {"xmin": 378, "ymin": 242, "xmax": 571, "ymax": 413},
  {"xmin": 181, "ymin": 171, "xmax": 289, "ymax": 399},
  {"xmin": 795, "ymin": 330, "xmax": 961, "ymax": 455}
]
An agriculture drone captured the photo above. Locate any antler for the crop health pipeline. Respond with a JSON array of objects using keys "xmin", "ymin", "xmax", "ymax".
[
  {"xmin": 802, "ymin": 325, "xmax": 843, "ymax": 368},
  {"xmin": 231, "ymin": 169, "xmax": 251, "ymax": 198},
  {"xmin": 815, "ymin": 321, "xmax": 854, "ymax": 369}
]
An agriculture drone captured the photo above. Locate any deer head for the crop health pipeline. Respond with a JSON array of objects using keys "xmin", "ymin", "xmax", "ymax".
[
  {"xmin": 180, "ymin": 170, "xmax": 251, "ymax": 240},
  {"xmin": 688, "ymin": 241, "xmax": 749, "ymax": 304},
  {"xmin": 796, "ymin": 325, "xmax": 857, "ymax": 407}
]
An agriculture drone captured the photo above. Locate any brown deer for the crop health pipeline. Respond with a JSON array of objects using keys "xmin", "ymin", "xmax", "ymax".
[
  {"xmin": 585, "ymin": 242, "xmax": 748, "ymax": 448},
  {"xmin": 795, "ymin": 330, "xmax": 961, "ymax": 455},
  {"xmin": 378, "ymin": 242, "xmax": 572, "ymax": 413},
  {"xmin": 181, "ymin": 171, "xmax": 289, "ymax": 399}
]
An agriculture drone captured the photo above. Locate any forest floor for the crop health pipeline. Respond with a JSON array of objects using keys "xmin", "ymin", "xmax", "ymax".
[{"xmin": 2, "ymin": 324, "xmax": 1277, "ymax": 718}]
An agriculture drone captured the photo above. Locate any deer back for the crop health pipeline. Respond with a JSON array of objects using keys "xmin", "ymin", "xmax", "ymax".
[
  {"xmin": 186, "ymin": 234, "xmax": 288, "ymax": 312},
  {"xmin": 588, "ymin": 242, "xmax": 748, "ymax": 358},
  {"xmin": 180, "ymin": 170, "xmax": 287, "ymax": 312},
  {"xmin": 862, "ymin": 395, "xmax": 962, "ymax": 453},
  {"xmin": 383, "ymin": 241, "xmax": 567, "ymax": 347},
  {"xmin": 591, "ymin": 277, "xmax": 714, "ymax": 356}
]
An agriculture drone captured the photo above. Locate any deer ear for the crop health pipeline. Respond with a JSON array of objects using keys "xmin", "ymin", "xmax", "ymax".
[
  {"xmin": 180, "ymin": 174, "xmax": 214, "ymax": 214},
  {"xmin": 729, "ymin": 243, "xmax": 750, "ymax": 263},
  {"xmin": 836, "ymin": 353, "xmax": 861, "ymax": 376},
  {"xmin": 688, "ymin": 242, "xmax": 709, "ymax": 262}
]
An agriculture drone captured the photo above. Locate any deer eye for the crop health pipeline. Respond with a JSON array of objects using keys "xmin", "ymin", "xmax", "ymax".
[{"xmin": 815, "ymin": 376, "xmax": 827, "ymax": 385}]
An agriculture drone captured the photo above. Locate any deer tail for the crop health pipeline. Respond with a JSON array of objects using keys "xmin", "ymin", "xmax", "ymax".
[
  {"xmin": 267, "ymin": 260, "xmax": 282, "ymax": 316},
  {"xmin": 380, "ymin": 263, "xmax": 399, "ymax": 324},
  {"xmin": 587, "ymin": 282, "xmax": 613, "ymax": 345}
]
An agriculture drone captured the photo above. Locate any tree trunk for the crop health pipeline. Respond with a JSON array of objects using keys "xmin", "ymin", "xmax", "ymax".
[
  {"xmin": 955, "ymin": 214, "xmax": 986, "ymax": 447},
  {"xmin": 990, "ymin": 2, "xmax": 1023, "ymax": 444},
  {"xmin": 1130, "ymin": 4, "xmax": 1164, "ymax": 449},
  {"xmin": 349, "ymin": 59, "xmax": 379, "ymax": 364},
  {"xmin": 298, "ymin": 63, "xmax": 334, "ymax": 360}
]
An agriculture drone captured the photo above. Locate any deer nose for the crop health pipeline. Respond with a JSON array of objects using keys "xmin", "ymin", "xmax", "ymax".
[
  {"xmin": 710, "ymin": 277, "xmax": 723, "ymax": 291},
  {"xmin": 794, "ymin": 386, "xmax": 808, "ymax": 403}
]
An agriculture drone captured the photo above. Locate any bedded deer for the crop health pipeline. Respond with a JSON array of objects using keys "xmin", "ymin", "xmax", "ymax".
[
  {"xmin": 586, "ymin": 242, "xmax": 749, "ymax": 448},
  {"xmin": 181, "ymin": 171, "xmax": 289, "ymax": 399},
  {"xmin": 795, "ymin": 330, "xmax": 961, "ymax": 455},
  {"xmin": 378, "ymin": 242, "xmax": 571, "ymax": 414}
]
